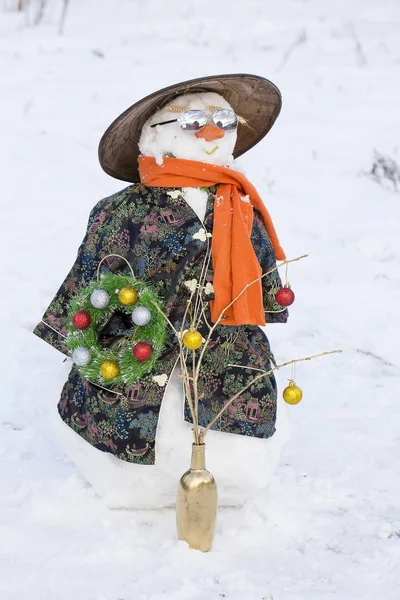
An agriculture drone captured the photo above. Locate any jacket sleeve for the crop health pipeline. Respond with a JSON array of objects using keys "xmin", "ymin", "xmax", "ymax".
[
  {"xmin": 251, "ymin": 210, "xmax": 289, "ymax": 324},
  {"xmin": 33, "ymin": 206, "xmax": 99, "ymax": 355}
]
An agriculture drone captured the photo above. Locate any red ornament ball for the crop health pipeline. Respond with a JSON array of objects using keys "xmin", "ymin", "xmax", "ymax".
[
  {"xmin": 72, "ymin": 310, "xmax": 92, "ymax": 329},
  {"xmin": 132, "ymin": 342, "xmax": 153, "ymax": 362},
  {"xmin": 275, "ymin": 286, "xmax": 295, "ymax": 307}
]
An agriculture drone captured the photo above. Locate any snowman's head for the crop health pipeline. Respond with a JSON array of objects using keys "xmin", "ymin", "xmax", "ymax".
[{"xmin": 138, "ymin": 92, "xmax": 239, "ymax": 166}]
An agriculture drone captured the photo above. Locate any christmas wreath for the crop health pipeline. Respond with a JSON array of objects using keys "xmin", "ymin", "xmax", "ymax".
[{"xmin": 66, "ymin": 256, "xmax": 167, "ymax": 387}]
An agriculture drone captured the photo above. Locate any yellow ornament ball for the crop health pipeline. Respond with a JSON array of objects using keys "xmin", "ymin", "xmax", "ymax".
[
  {"xmin": 118, "ymin": 286, "xmax": 138, "ymax": 306},
  {"xmin": 99, "ymin": 359, "xmax": 120, "ymax": 380},
  {"xmin": 183, "ymin": 330, "xmax": 203, "ymax": 350},
  {"xmin": 283, "ymin": 381, "xmax": 303, "ymax": 405}
]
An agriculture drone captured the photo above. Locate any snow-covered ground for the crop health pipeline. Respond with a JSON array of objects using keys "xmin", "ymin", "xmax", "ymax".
[{"xmin": 1, "ymin": 0, "xmax": 400, "ymax": 598}]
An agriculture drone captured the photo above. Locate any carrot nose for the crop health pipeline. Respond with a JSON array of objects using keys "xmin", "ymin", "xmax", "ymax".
[{"xmin": 195, "ymin": 124, "xmax": 224, "ymax": 141}]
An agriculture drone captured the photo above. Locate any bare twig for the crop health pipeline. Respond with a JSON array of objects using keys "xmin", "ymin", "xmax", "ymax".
[
  {"xmin": 193, "ymin": 240, "xmax": 212, "ymax": 327},
  {"xmin": 278, "ymin": 29, "xmax": 307, "ymax": 71},
  {"xmin": 179, "ymin": 292, "xmax": 199, "ymax": 441},
  {"xmin": 58, "ymin": 0, "xmax": 70, "ymax": 35},
  {"xmin": 356, "ymin": 348, "xmax": 396, "ymax": 368},
  {"xmin": 33, "ymin": 0, "xmax": 47, "ymax": 25},
  {"xmin": 180, "ymin": 292, "xmax": 195, "ymax": 338},
  {"xmin": 198, "ymin": 293, "xmax": 212, "ymax": 330},
  {"xmin": 150, "ymin": 301, "xmax": 180, "ymax": 339},
  {"xmin": 217, "ymin": 254, "xmax": 308, "ymax": 322},
  {"xmin": 202, "ymin": 349, "xmax": 342, "ymax": 436},
  {"xmin": 227, "ymin": 364, "xmax": 266, "ymax": 373},
  {"xmin": 194, "ymin": 254, "xmax": 308, "ymax": 383},
  {"xmin": 347, "ymin": 22, "xmax": 367, "ymax": 67},
  {"xmin": 193, "ymin": 350, "xmax": 199, "ymax": 433},
  {"xmin": 151, "ymin": 298, "xmax": 199, "ymax": 443}
]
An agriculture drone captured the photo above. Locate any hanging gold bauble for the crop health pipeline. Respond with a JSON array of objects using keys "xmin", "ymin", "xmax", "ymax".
[
  {"xmin": 183, "ymin": 330, "xmax": 203, "ymax": 350},
  {"xmin": 99, "ymin": 359, "xmax": 120, "ymax": 380},
  {"xmin": 283, "ymin": 380, "xmax": 303, "ymax": 405},
  {"xmin": 118, "ymin": 286, "xmax": 138, "ymax": 306}
]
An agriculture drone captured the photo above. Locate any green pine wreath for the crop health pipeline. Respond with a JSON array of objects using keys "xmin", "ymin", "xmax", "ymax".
[{"xmin": 66, "ymin": 258, "xmax": 167, "ymax": 387}]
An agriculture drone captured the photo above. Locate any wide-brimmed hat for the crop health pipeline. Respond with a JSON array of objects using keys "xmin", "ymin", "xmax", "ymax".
[{"xmin": 98, "ymin": 73, "xmax": 282, "ymax": 183}]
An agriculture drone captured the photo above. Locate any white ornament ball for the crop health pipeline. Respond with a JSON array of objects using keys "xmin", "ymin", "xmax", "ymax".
[
  {"xmin": 90, "ymin": 289, "xmax": 110, "ymax": 309},
  {"xmin": 131, "ymin": 306, "xmax": 151, "ymax": 326},
  {"xmin": 72, "ymin": 346, "xmax": 92, "ymax": 366}
]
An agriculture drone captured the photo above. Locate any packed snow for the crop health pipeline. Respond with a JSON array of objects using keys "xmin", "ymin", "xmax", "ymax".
[
  {"xmin": 1, "ymin": 0, "xmax": 400, "ymax": 599},
  {"xmin": 139, "ymin": 92, "xmax": 237, "ymax": 166}
]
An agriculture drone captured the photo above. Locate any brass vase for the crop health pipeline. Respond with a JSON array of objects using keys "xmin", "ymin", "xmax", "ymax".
[{"xmin": 176, "ymin": 443, "xmax": 218, "ymax": 552}]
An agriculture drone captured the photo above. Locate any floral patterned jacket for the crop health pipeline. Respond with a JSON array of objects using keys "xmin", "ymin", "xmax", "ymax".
[{"xmin": 33, "ymin": 184, "xmax": 288, "ymax": 464}]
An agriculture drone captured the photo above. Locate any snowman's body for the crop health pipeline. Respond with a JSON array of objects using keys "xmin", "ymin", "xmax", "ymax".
[{"xmin": 55, "ymin": 92, "xmax": 289, "ymax": 509}]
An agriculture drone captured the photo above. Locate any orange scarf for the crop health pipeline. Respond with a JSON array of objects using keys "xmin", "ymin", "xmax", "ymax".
[{"xmin": 139, "ymin": 156, "xmax": 285, "ymax": 326}]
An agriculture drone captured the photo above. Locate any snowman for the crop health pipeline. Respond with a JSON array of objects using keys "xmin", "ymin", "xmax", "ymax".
[{"xmin": 35, "ymin": 74, "xmax": 290, "ymax": 509}]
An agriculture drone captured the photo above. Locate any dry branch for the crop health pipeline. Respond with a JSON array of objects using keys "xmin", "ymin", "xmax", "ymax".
[
  {"xmin": 58, "ymin": 0, "xmax": 70, "ymax": 35},
  {"xmin": 202, "ymin": 349, "xmax": 342, "ymax": 437}
]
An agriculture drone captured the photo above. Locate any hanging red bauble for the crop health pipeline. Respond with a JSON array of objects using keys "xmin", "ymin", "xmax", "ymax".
[
  {"xmin": 132, "ymin": 342, "xmax": 153, "ymax": 362},
  {"xmin": 72, "ymin": 310, "xmax": 92, "ymax": 329},
  {"xmin": 275, "ymin": 285, "xmax": 295, "ymax": 307}
]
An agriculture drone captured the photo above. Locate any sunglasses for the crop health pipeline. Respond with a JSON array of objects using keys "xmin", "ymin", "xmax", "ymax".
[{"xmin": 150, "ymin": 109, "xmax": 238, "ymax": 134}]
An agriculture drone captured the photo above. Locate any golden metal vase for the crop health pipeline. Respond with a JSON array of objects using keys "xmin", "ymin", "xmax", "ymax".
[{"xmin": 176, "ymin": 443, "xmax": 218, "ymax": 552}]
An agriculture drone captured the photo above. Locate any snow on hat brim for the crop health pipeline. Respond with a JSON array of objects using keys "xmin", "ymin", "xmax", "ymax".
[{"xmin": 98, "ymin": 73, "xmax": 282, "ymax": 183}]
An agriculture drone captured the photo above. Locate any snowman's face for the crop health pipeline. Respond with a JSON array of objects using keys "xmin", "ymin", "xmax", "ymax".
[{"xmin": 138, "ymin": 92, "xmax": 238, "ymax": 166}]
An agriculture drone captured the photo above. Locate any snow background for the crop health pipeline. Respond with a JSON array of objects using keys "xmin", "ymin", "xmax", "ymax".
[{"xmin": 1, "ymin": 0, "xmax": 400, "ymax": 598}]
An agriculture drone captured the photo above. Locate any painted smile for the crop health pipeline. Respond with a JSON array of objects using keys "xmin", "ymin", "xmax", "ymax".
[{"xmin": 205, "ymin": 145, "xmax": 219, "ymax": 155}]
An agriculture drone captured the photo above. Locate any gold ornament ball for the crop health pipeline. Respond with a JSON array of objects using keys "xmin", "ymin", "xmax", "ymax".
[
  {"xmin": 118, "ymin": 286, "xmax": 138, "ymax": 306},
  {"xmin": 99, "ymin": 359, "xmax": 120, "ymax": 380},
  {"xmin": 283, "ymin": 381, "xmax": 303, "ymax": 405},
  {"xmin": 183, "ymin": 330, "xmax": 203, "ymax": 350}
]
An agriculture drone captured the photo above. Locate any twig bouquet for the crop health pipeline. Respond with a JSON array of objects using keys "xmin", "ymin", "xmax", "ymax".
[{"xmin": 152, "ymin": 252, "xmax": 341, "ymax": 552}]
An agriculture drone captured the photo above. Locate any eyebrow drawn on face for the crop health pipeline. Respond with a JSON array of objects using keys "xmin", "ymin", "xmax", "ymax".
[
  {"xmin": 164, "ymin": 105, "xmax": 224, "ymax": 112},
  {"xmin": 163, "ymin": 105, "xmax": 249, "ymax": 126},
  {"xmin": 164, "ymin": 105, "xmax": 188, "ymax": 113}
]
